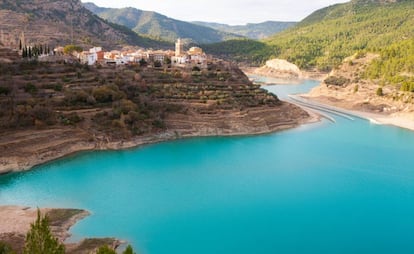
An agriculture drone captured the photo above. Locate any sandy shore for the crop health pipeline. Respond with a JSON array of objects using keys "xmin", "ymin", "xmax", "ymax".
[
  {"xmin": 342, "ymin": 109, "xmax": 414, "ymax": 131},
  {"xmin": 241, "ymin": 66, "xmax": 328, "ymax": 84},
  {"xmin": 298, "ymin": 95, "xmax": 414, "ymax": 131}
]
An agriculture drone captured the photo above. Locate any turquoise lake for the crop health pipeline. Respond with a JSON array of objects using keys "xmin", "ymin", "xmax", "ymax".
[{"xmin": 1, "ymin": 79, "xmax": 414, "ymax": 254}]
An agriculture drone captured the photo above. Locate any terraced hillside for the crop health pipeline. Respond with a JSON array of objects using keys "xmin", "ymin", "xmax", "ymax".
[
  {"xmin": 0, "ymin": 48, "xmax": 309, "ymax": 172},
  {"xmin": 0, "ymin": 0, "xmax": 170, "ymax": 49}
]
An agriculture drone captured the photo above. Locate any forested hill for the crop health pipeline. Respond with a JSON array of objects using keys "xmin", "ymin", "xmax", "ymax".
[
  {"xmin": 0, "ymin": 0, "xmax": 170, "ymax": 49},
  {"xmin": 204, "ymin": 0, "xmax": 414, "ymax": 70},
  {"xmin": 83, "ymin": 2, "xmax": 242, "ymax": 44},
  {"xmin": 364, "ymin": 38, "xmax": 414, "ymax": 91},
  {"xmin": 192, "ymin": 21, "xmax": 297, "ymax": 40}
]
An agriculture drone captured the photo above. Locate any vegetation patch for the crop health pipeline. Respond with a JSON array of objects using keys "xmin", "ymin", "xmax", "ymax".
[{"xmin": 324, "ymin": 76, "xmax": 349, "ymax": 86}]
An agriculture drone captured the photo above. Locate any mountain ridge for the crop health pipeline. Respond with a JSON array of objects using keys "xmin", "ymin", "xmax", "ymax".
[
  {"xmin": 203, "ymin": 0, "xmax": 414, "ymax": 70},
  {"xmin": 83, "ymin": 2, "xmax": 242, "ymax": 44},
  {"xmin": 192, "ymin": 21, "xmax": 297, "ymax": 40},
  {"xmin": 0, "ymin": 0, "xmax": 170, "ymax": 49}
]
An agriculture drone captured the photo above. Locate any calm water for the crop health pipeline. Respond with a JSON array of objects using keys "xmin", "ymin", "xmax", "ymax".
[{"xmin": 1, "ymin": 80, "xmax": 414, "ymax": 254}]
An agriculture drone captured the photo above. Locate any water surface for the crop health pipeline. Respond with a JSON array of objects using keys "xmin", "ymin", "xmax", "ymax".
[{"xmin": 1, "ymin": 79, "xmax": 414, "ymax": 254}]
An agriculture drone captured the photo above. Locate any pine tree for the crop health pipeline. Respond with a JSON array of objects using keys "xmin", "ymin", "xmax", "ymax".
[
  {"xmin": 123, "ymin": 245, "xmax": 135, "ymax": 254},
  {"xmin": 96, "ymin": 245, "xmax": 116, "ymax": 254},
  {"xmin": 22, "ymin": 210, "xmax": 65, "ymax": 254}
]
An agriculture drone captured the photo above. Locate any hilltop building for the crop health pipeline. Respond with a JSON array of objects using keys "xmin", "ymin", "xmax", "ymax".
[
  {"xmin": 79, "ymin": 47, "xmax": 104, "ymax": 65},
  {"xmin": 175, "ymin": 38, "xmax": 184, "ymax": 57},
  {"xmin": 171, "ymin": 39, "xmax": 209, "ymax": 68}
]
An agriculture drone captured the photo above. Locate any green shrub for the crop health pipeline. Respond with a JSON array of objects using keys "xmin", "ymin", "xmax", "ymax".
[
  {"xmin": 31, "ymin": 105, "xmax": 56, "ymax": 125},
  {"xmin": 376, "ymin": 87, "xmax": 384, "ymax": 96},
  {"xmin": 152, "ymin": 119, "xmax": 166, "ymax": 129},
  {"xmin": 96, "ymin": 245, "xmax": 116, "ymax": 254},
  {"xmin": 24, "ymin": 83, "xmax": 38, "ymax": 94},
  {"xmin": 353, "ymin": 85, "xmax": 359, "ymax": 93},
  {"xmin": 59, "ymin": 113, "xmax": 83, "ymax": 125},
  {"xmin": 54, "ymin": 83, "xmax": 63, "ymax": 92},
  {"xmin": 64, "ymin": 90, "xmax": 89, "ymax": 104},
  {"xmin": 324, "ymin": 76, "xmax": 349, "ymax": 86},
  {"xmin": 0, "ymin": 86, "xmax": 11, "ymax": 95},
  {"xmin": 63, "ymin": 45, "xmax": 83, "ymax": 55},
  {"xmin": 118, "ymin": 99, "xmax": 138, "ymax": 114},
  {"xmin": 0, "ymin": 241, "xmax": 15, "ymax": 254},
  {"xmin": 92, "ymin": 85, "xmax": 125, "ymax": 103}
]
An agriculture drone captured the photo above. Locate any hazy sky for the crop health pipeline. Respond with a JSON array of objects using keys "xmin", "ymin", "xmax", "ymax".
[{"xmin": 81, "ymin": 0, "xmax": 350, "ymax": 25}]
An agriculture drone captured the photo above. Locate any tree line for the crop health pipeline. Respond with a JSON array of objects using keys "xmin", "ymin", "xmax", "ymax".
[{"xmin": 20, "ymin": 40, "xmax": 52, "ymax": 59}]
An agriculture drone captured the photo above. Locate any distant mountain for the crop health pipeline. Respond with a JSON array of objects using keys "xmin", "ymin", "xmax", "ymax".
[
  {"xmin": 83, "ymin": 2, "xmax": 242, "ymax": 44},
  {"xmin": 204, "ymin": 0, "xmax": 414, "ymax": 70},
  {"xmin": 192, "ymin": 21, "xmax": 297, "ymax": 40},
  {"xmin": 0, "ymin": 0, "xmax": 170, "ymax": 49}
]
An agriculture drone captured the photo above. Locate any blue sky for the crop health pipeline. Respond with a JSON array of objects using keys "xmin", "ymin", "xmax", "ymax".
[{"xmin": 81, "ymin": 0, "xmax": 349, "ymax": 25}]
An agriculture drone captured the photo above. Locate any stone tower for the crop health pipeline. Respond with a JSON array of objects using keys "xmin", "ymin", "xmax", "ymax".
[{"xmin": 175, "ymin": 38, "xmax": 184, "ymax": 57}]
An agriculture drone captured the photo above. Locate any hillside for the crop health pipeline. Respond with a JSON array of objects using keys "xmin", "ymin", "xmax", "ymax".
[
  {"xmin": 204, "ymin": 0, "xmax": 414, "ymax": 70},
  {"xmin": 364, "ymin": 38, "xmax": 414, "ymax": 90},
  {"xmin": 193, "ymin": 21, "xmax": 297, "ymax": 40},
  {"xmin": 305, "ymin": 49, "xmax": 414, "ymax": 129},
  {"xmin": 0, "ymin": 0, "xmax": 170, "ymax": 49},
  {"xmin": 0, "ymin": 49, "xmax": 310, "ymax": 173},
  {"xmin": 83, "ymin": 2, "xmax": 242, "ymax": 44}
]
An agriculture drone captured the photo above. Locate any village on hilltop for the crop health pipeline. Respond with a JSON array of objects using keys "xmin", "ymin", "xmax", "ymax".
[
  {"xmin": 74, "ymin": 38, "xmax": 211, "ymax": 68},
  {"xmin": 0, "ymin": 30, "xmax": 212, "ymax": 68}
]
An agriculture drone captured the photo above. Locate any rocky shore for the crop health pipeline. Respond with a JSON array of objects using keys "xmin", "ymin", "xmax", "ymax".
[
  {"xmin": 304, "ymin": 53, "xmax": 414, "ymax": 131},
  {"xmin": 0, "ymin": 101, "xmax": 312, "ymax": 174},
  {"xmin": 0, "ymin": 52, "xmax": 317, "ymax": 174},
  {"xmin": 242, "ymin": 56, "xmax": 414, "ymax": 132},
  {"xmin": 242, "ymin": 59, "xmax": 328, "ymax": 83}
]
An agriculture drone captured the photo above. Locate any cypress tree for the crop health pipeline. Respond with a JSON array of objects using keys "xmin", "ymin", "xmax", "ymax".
[{"xmin": 19, "ymin": 39, "xmax": 22, "ymax": 50}]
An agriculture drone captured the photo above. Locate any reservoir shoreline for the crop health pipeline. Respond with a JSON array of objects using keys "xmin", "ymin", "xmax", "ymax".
[
  {"xmin": 245, "ymin": 64, "xmax": 414, "ymax": 132},
  {"xmin": 0, "ymin": 104, "xmax": 318, "ymax": 174}
]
